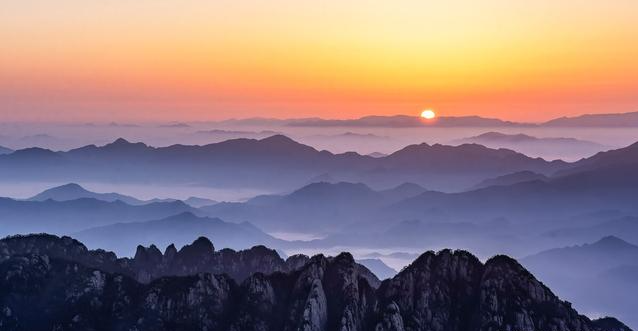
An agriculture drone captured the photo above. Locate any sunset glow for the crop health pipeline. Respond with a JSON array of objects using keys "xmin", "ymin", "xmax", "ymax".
[
  {"xmin": 421, "ymin": 110, "xmax": 436, "ymax": 120},
  {"xmin": 1, "ymin": 1, "xmax": 637, "ymax": 122}
]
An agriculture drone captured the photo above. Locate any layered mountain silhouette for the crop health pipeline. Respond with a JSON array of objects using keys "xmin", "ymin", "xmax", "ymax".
[
  {"xmin": 0, "ymin": 197, "xmax": 195, "ymax": 236},
  {"xmin": 73, "ymin": 212, "xmax": 283, "ymax": 257},
  {"xmin": 218, "ymin": 111, "xmax": 638, "ymax": 128},
  {"xmin": 560, "ymin": 140, "xmax": 638, "ymax": 175},
  {"xmin": 28, "ymin": 183, "xmax": 217, "ymax": 207},
  {"xmin": 219, "ymin": 114, "xmax": 529, "ymax": 127},
  {"xmin": 201, "ymin": 182, "xmax": 427, "ymax": 233},
  {"xmin": 0, "ymin": 135, "xmax": 570, "ymax": 192},
  {"xmin": 455, "ymin": 132, "xmax": 609, "ymax": 160},
  {"xmin": 542, "ymin": 111, "xmax": 638, "ymax": 127},
  {"xmin": 0, "ymin": 234, "xmax": 630, "ymax": 331},
  {"xmin": 522, "ymin": 236, "xmax": 638, "ymax": 329},
  {"xmin": 199, "ymin": 140, "xmax": 638, "ymax": 237},
  {"xmin": 470, "ymin": 170, "xmax": 548, "ymax": 190},
  {"xmin": 29, "ymin": 183, "xmax": 146, "ymax": 205},
  {"xmin": 385, "ymin": 151, "xmax": 638, "ymax": 223}
]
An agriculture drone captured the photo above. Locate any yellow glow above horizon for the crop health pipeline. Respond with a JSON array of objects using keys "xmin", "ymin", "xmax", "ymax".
[{"xmin": 1, "ymin": 1, "xmax": 637, "ymax": 122}]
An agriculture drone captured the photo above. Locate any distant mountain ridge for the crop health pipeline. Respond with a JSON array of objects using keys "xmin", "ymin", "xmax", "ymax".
[
  {"xmin": 0, "ymin": 135, "xmax": 571, "ymax": 192},
  {"xmin": 201, "ymin": 181, "xmax": 429, "ymax": 233},
  {"xmin": 471, "ymin": 171, "xmax": 548, "ymax": 190},
  {"xmin": 28, "ymin": 183, "xmax": 216, "ymax": 207},
  {"xmin": 460, "ymin": 131, "xmax": 602, "ymax": 144},
  {"xmin": 543, "ymin": 111, "xmax": 638, "ymax": 127},
  {"xmin": 0, "ymin": 197, "xmax": 196, "ymax": 236},
  {"xmin": 198, "ymin": 140, "xmax": 638, "ymax": 237},
  {"xmin": 218, "ymin": 111, "xmax": 638, "ymax": 127},
  {"xmin": 29, "ymin": 183, "xmax": 146, "ymax": 205},
  {"xmin": 455, "ymin": 131, "xmax": 609, "ymax": 161},
  {"xmin": 218, "ymin": 114, "xmax": 530, "ymax": 127},
  {"xmin": 286, "ymin": 115, "xmax": 528, "ymax": 127}
]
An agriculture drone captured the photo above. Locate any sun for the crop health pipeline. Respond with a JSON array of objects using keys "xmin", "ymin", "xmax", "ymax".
[{"xmin": 420, "ymin": 109, "xmax": 436, "ymax": 119}]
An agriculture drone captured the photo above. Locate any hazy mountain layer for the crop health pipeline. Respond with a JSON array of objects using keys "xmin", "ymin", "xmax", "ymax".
[
  {"xmin": 0, "ymin": 197, "xmax": 195, "ymax": 236},
  {"xmin": 542, "ymin": 111, "xmax": 638, "ymax": 127},
  {"xmin": 455, "ymin": 131, "xmax": 608, "ymax": 160},
  {"xmin": 470, "ymin": 170, "xmax": 548, "ymax": 190},
  {"xmin": 73, "ymin": 212, "xmax": 283, "ymax": 257},
  {"xmin": 201, "ymin": 182, "xmax": 427, "ymax": 233},
  {"xmin": 0, "ymin": 135, "xmax": 570, "ymax": 192},
  {"xmin": 28, "ymin": 183, "xmax": 217, "ymax": 208},
  {"xmin": 522, "ymin": 236, "xmax": 638, "ymax": 329}
]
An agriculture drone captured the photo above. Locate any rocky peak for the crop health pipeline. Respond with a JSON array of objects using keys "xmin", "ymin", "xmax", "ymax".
[
  {"xmin": 179, "ymin": 236, "xmax": 215, "ymax": 255},
  {"xmin": 163, "ymin": 243, "xmax": 177, "ymax": 260},
  {"xmin": 0, "ymin": 235, "xmax": 630, "ymax": 331}
]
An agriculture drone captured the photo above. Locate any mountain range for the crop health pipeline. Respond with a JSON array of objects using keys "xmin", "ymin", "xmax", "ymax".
[
  {"xmin": 455, "ymin": 132, "xmax": 609, "ymax": 161},
  {"xmin": 200, "ymin": 182, "xmax": 428, "ymax": 233},
  {"xmin": 0, "ymin": 135, "xmax": 572, "ymax": 192},
  {"xmin": 28, "ymin": 183, "xmax": 217, "ymax": 207},
  {"xmin": 0, "ymin": 197, "xmax": 196, "ymax": 236},
  {"xmin": 0, "ymin": 234, "xmax": 630, "ymax": 331},
  {"xmin": 543, "ymin": 111, "xmax": 638, "ymax": 127},
  {"xmin": 3, "ymin": 138, "xmax": 637, "ymax": 256},
  {"xmin": 286, "ymin": 115, "xmax": 529, "ymax": 127},
  {"xmin": 217, "ymin": 111, "xmax": 638, "ymax": 127},
  {"xmin": 197, "ymin": 140, "xmax": 638, "ymax": 242}
]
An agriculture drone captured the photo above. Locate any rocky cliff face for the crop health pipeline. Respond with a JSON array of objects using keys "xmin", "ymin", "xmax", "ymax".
[{"xmin": 0, "ymin": 234, "xmax": 632, "ymax": 331}]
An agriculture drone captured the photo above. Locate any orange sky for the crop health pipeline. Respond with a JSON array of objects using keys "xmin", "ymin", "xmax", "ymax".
[{"xmin": 1, "ymin": 1, "xmax": 637, "ymax": 122}]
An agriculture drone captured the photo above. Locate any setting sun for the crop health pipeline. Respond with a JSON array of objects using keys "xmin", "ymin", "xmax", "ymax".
[{"xmin": 421, "ymin": 109, "xmax": 436, "ymax": 119}]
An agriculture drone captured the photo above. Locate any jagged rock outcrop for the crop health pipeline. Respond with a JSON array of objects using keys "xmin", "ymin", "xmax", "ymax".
[
  {"xmin": 0, "ymin": 234, "xmax": 312, "ymax": 284},
  {"xmin": 0, "ymin": 234, "xmax": 631, "ymax": 331}
]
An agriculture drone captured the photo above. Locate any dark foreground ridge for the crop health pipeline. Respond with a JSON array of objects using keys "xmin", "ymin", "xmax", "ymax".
[{"xmin": 0, "ymin": 234, "xmax": 631, "ymax": 331}]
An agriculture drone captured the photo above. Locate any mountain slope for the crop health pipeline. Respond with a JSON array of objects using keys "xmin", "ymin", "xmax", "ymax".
[
  {"xmin": 560, "ymin": 141, "xmax": 638, "ymax": 175},
  {"xmin": 0, "ymin": 234, "xmax": 628, "ymax": 331}
]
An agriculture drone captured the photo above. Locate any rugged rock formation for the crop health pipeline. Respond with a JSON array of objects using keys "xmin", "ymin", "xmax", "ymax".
[
  {"xmin": 0, "ymin": 234, "xmax": 311, "ymax": 284},
  {"xmin": 0, "ymin": 234, "xmax": 631, "ymax": 331}
]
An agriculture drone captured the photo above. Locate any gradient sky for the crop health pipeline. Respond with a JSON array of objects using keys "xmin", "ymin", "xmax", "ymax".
[{"xmin": 1, "ymin": 1, "xmax": 637, "ymax": 122}]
